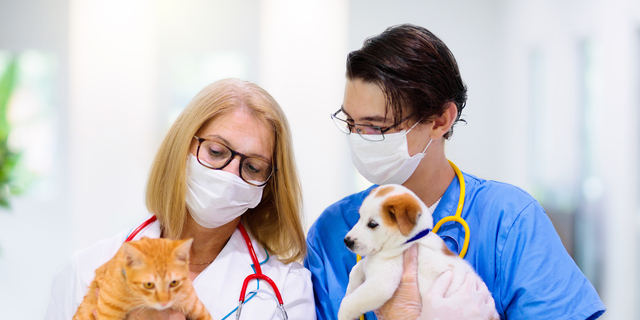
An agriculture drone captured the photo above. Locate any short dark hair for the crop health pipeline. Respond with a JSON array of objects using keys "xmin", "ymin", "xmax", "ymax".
[{"xmin": 346, "ymin": 24, "xmax": 467, "ymax": 139}]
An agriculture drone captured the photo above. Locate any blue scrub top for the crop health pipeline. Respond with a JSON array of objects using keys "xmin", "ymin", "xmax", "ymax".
[{"xmin": 304, "ymin": 172, "xmax": 605, "ymax": 320}]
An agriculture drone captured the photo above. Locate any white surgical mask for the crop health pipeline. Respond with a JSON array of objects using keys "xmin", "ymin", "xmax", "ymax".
[
  {"xmin": 347, "ymin": 121, "xmax": 432, "ymax": 185},
  {"xmin": 185, "ymin": 154, "xmax": 264, "ymax": 228}
]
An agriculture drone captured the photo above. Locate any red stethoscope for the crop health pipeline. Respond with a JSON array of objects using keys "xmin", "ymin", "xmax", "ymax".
[{"xmin": 125, "ymin": 216, "xmax": 288, "ymax": 320}]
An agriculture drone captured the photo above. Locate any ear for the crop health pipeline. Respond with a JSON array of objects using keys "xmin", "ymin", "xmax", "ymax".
[
  {"xmin": 430, "ymin": 102, "xmax": 458, "ymax": 139},
  {"xmin": 173, "ymin": 238, "xmax": 193, "ymax": 263},
  {"xmin": 122, "ymin": 242, "xmax": 144, "ymax": 267},
  {"xmin": 381, "ymin": 194, "xmax": 422, "ymax": 236}
]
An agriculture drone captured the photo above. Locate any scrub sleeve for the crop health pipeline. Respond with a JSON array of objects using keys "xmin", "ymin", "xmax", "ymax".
[{"xmin": 304, "ymin": 172, "xmax": 606, "ymax": 320}]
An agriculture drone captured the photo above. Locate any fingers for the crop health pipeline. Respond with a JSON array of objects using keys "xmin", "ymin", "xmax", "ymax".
[
  {"xmin": 93, "ymin": 289, "xmax": 99, "ymax": 319},
  {"xmin": 403, "ymin": 244, "xmax": 419, "ymax": 272},
  {"xmin": 401, "ymin": 244, "xmax": 419, "ymax": 283},
  {"xmin": 429, "ymin": 270, "xmax": 453, "ymax": 296},
  {"xmin": 475, "ymin": 276, "xmax": 491, "ymax": 302},
  {"xmin": 460, "ymin": 272, "xmax": 478, "ymax": 292},
  {"xmin": 167, "ymin": 310, "xmax": 187, "ymax": 320}
]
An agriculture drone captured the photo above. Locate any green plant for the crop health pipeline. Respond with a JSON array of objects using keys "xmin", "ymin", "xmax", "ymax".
[{"xmin": 0, "ymin": 56, "xmax": 20, "ymax": 209}]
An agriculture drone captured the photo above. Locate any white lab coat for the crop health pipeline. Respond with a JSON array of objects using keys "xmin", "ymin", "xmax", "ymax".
[{"xmin": 45, "ymin": 216, "xmax": 316, "ymax": 320}]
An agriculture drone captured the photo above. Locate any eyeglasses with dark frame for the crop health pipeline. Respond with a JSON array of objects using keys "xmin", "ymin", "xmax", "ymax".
[
  {"xmin": 331, "ymin": 108, "xmax": 415, "ymax": 141},
  {"xmin": 193, "ymin": 136, "xmax": 275, "ymax": 187}
]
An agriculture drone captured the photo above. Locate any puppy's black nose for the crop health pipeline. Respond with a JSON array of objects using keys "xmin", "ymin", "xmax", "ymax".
[{"xmin": 344, "ymin": 237, "xmax": 355, "ymax": 249}]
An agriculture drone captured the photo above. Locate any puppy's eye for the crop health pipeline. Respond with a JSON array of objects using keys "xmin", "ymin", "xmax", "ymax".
[{"xmin": 367, "ymin": 220, "xmax": 379, "ymax": 229}]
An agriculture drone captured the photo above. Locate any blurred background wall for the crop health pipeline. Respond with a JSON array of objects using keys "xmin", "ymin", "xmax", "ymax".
[{"xmin": 0, "ymin": 0, "xmax": 637, "ymax": 318}]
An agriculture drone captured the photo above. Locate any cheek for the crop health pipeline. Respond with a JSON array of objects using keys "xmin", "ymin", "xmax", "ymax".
[
  {"xmin": 406, "ymin": 126, "xmax": 432, "ymax": 156},
  {"xmin": 361, "ymin": 229, "xmax": 379, "ymax": 246},
  {"xmin": 189, "ymin": 139, "xmax": 199, "ymax": 157},
  {"xmin": 129, "ymin": 282, "xmax": 155, "ymax": 297},
  {"xmin": 347, "ymin": 224, "xmax": 367, "ymax": 240}
]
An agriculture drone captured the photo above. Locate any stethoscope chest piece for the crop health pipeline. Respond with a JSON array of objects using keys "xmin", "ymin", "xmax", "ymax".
[{"xmin": 236, "ymin": 295, "xmax": 288, "ymax": 320}]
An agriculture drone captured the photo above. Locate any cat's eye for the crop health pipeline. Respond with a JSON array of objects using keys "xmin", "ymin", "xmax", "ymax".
[
  {"xmin": 144, "ymin": 282, "xmax": 155, "ymax": 289},
  {"xmin": 170, "ymin": 280, "xmax": 180, "ymax": 288}
]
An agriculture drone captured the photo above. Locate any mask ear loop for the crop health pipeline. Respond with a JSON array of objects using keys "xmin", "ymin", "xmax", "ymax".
[
  {"xmin": 404, "ymin": 117, "xmax": 432, "ymax": 156},
  {"xmin": 403, "ymin": 117, "xmax": 424, "ymax": 135},
  {"xmin": 418, "ymin": 139, "xmax": 433, "ymax": 155}
]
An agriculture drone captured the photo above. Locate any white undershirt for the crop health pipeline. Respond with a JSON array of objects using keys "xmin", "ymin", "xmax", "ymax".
[{"xmin": 428, "ymin": 198, "xmax": 441, "ymax": 214}]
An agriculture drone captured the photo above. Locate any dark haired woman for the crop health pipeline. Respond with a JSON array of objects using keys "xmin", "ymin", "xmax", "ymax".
[{"xmin": 305, "ymin": 24, "xmax": 604, "ymax": 320}]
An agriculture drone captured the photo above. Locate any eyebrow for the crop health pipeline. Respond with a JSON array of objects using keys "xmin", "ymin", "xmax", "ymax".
[
  {"xmin": 341, "ymin": 105, "xmax": 389, "ymax": 124},
  {"xmin": 202, "ymin": 134, "xmax": 272, "ymax": 162}
]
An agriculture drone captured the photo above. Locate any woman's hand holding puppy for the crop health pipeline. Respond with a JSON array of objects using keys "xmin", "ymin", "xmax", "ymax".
[{"xmin": 374, "ymin": 244, "xmax": 498, "ymax": 320}]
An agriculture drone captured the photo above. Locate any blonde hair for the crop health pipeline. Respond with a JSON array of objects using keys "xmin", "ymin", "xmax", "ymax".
[{"xmin": 145, "ymin": 78, "xmax": 305, "ymax": 263}]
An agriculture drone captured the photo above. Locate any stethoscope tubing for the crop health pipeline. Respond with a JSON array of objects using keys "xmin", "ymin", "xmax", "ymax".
[{"xmin": 431, "ymin": 160, "xmax": 470, "ymax": 258}]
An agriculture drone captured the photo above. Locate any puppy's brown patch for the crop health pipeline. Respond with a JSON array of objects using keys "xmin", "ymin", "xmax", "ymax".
[
  {"xmin": 374, "ymin": 186, "xmax": 394, "ymax": 198},
  {"xmin": 442, "ymin": 244, "xmax": 456, "ymax": 257},
  {"xmin": 380, "ymin": 193, "xmax": 422, "ymax": 236}
]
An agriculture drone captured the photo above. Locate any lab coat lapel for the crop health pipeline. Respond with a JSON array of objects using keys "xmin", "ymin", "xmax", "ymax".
[
  {"xmin": 192, "ymin": 227, "xmax": 268, "ymax": 319},
  {"xmin": 125, "ymin": 215, "xmax": 162, "ymax": 241}
]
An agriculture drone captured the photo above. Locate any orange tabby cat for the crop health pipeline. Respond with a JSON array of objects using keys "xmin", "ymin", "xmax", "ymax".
[{"xmin": 73, "ymin": 237, "xmax": 213, "ymax": 320}]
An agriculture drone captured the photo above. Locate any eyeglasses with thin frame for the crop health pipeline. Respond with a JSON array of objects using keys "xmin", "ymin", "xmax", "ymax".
[
  {"xmin": 193, "ymin": 136, "xmax": 275, "ymax": 187},
  {"xmin": 331, "ymin": 108, "xmax": 415, "ymax": 141}
]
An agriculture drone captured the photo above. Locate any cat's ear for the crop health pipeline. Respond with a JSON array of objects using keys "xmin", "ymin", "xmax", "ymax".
[
  {"xmin": 122, "ymin": 242, "xmax": 145, "ymax": 267},
  {"xmin": 173, "ymin": 238, "xmax": 193, "ymax": 263}
]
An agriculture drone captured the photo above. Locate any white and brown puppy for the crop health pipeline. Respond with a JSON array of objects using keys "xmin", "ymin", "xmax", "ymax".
[{"xmin": 338, "ymin": 184, "xmax": 498, "ymax": 320}]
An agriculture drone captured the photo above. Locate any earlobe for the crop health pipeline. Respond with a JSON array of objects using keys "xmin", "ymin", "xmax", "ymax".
[{"xmin": 430, "ymin": 102, "xmax": 458, "ymax": 139}]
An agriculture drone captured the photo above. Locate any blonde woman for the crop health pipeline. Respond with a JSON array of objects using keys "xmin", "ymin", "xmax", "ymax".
[{"xmin": 46, "ymin": 79, "xmax": 316, "ymax": 320}]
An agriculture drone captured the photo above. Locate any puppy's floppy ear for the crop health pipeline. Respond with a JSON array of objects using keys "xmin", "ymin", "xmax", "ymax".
[{"xmin": 381, "ymin": 194, "xmax": 421, "ymax": 236}]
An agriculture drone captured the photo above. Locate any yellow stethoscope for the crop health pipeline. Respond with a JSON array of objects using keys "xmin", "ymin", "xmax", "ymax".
[{"xmin": 356, "ymin": 160, "xmax": 470, "ymax": 320}]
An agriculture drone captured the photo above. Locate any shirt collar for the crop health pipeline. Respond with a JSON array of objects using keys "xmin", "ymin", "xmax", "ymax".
[
  {"xmin": 432, "ymin": 173, "xmax": 462, "ymax": 223},
  {"xmin": 228, "ymin": 226, "xmax": 269, "ymax": 267}
]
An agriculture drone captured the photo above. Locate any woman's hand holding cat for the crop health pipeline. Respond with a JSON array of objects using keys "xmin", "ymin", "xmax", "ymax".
[
  {"xmin": 91, "ymin": 288, "xmax": 187, "ymax": 320},
  {"xmin": 125, "ymin": 308, "xmax": 187, "ymax": 320}
]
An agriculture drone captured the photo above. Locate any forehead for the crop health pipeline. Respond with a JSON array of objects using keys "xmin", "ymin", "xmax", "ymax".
[
  {"xmin": 197, "ymin": 109, "xmax": 275, "ymax": 160},
  {"xmin": 360, "ymin": 190, "xmax": 387, "ymax": 215},
  {"xmin": 342, "ymin": 79, "xmax": 390, "ymax": 122}
]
